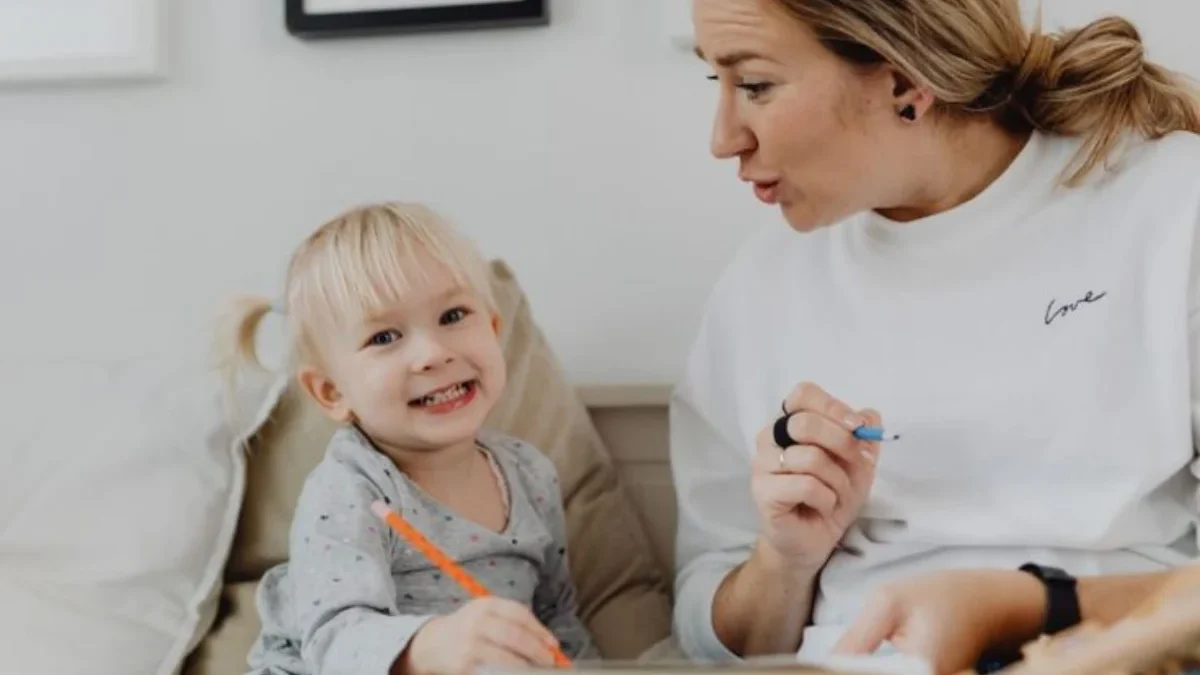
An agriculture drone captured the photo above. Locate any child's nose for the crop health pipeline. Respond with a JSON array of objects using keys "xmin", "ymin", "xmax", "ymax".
[{"xmin": 411, "ymin": 334, "xmax": 454, "ymax": 371}]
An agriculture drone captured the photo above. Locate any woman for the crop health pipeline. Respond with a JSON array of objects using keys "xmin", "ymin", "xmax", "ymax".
[{"xmin": 670, "ymin": 0, "xmax": 1200, "ymax": 672}]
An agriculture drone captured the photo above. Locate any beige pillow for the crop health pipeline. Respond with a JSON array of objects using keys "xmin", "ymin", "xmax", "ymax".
[{"xmin": 184, "ymin": 260, "xmax": 672, "ymax": 674}]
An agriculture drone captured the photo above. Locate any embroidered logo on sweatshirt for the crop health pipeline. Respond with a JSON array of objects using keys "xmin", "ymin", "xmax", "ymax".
[{"xmin": 1044, "ymin": 290, "xmax": 1107, "ymax": 326}]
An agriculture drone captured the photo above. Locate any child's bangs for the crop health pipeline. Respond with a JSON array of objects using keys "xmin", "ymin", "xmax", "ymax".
[{"xmin": 295, "ymin": 212, "xmax": 496, "ymax": 331}]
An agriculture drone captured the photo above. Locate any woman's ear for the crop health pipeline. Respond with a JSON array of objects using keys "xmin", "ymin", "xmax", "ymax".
[
  {"xmin": 888, "ymin": 68, "xmax": 935, "ymax": 123},
  {"xmin": 297, "ymin": 367, "xmax": 354, "ymax": 424}
]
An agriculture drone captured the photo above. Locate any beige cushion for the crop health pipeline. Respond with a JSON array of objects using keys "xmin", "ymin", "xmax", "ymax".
[{"xmin": 184, "ymin": 260, "xmax": 672, "ymax": 674}]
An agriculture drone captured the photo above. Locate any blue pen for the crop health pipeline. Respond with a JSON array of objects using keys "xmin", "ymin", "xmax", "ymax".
[{"xmin": 853, "ymin": 425, "xmax": 901, "ymax": 442}]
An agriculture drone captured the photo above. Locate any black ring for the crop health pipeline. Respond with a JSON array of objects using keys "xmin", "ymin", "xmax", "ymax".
[{"xmin": 773, "ymin": 413, "xmax": 797, "ymax": 449}]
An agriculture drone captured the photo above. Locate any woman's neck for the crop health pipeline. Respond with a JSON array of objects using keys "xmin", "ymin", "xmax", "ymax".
[{"xmin": 877, "ymin": 121, "xmax": 1031, "ymax": 223}]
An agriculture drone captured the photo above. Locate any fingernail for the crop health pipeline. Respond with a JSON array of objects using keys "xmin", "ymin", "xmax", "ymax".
[
  {"xmin": 845, "ymin": 414, "xmax": 864, "ymax": 430},
  {"xmin": 860, "ymin": 449, "xmax": 876, "ymax": 465}
]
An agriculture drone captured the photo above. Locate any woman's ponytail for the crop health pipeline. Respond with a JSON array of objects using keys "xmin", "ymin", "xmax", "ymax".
[
  {"xmin": 1012, "ymin": 17, "xmax": 1200, "ymax": 184},
  {"xmin": 775, "ymin": 1, "xmax": 1200, "ymax": 187}
]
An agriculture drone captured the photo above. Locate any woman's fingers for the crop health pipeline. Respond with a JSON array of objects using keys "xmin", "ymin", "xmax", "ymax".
[
  {"xmin": 849, "ymin": 407, "xmax": 884, "ymax": 471},
  {"xmin": 756, "ymin": 411, "xmax": 863, "ymax": 470},
  {"xmin": 756, "ymin": 473, "xmax": 838, "ymax": 517},
  {"xmin": 756, "ymin": 384, "xmax": 885, "ymax": 517},
  {"xmin": 776, "ymin": 382, "xmax": 876, "ymax": 467},
  {"xmin": 833, "ymin": 591, "xmax": 901, "ymax": 656},
  {"xmin": 783, "ymin": 411, "xmax": 864, "ymax": 466},
  {"xmin": 755, "ymin": 444, "xmax": 853, "ymax": 496},
  {"xmin": 782, "ymin": 382, "xmax": 865, "ymax": 431}
]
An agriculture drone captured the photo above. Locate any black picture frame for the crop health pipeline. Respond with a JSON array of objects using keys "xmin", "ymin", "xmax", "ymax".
[{"xmin": 285, "ymin": 0, "xmax": 549, "ymax": 38}]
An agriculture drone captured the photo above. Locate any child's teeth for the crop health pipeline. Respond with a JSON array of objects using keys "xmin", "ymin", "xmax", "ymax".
[{"xmin": 423, "ymin": 383, "xmax": 467, "ymax": 406}]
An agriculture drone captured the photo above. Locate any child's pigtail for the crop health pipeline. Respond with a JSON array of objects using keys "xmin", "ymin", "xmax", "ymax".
[
  {"xmin": 213, "ymin": 295, "xmax": 277, "ymax": 377},
  {"xmin": 211, "ymin": 295, "xmax": 283, "ymax": 434}
]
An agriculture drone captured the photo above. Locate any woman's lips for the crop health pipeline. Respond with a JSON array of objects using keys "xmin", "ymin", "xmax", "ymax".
[{"xmin": 753, "ymin": 181, "xmax": 780, "ymax": 205}]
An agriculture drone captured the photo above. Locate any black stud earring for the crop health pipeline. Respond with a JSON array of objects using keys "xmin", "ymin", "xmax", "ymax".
[{"xmin": 899, "ymin": 104, "xmax": 917, "ymax": 121}]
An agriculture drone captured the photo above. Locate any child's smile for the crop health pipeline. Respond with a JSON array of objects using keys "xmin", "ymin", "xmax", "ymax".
[{"xmin": 408, "ymin": 378, "xmax": 481, "ymax": 414}]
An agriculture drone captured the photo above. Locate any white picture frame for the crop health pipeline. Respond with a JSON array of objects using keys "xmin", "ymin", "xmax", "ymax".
[{"xmin": 0, "ymin": 0, "xmax": 165, "ymax": 85}]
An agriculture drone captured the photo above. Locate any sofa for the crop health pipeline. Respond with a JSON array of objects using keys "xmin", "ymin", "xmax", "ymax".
[{"xmin": 0, "ymin": 259, "xmax": 684, "ymax": 675}]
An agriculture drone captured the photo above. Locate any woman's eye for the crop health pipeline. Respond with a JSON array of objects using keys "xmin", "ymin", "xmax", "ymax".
[
  {"xmin": 440, "ymin": 307, "xmax": 471, "ymax": 325},
  {"xmin": 706, "ymin": 73, "xmax": 774, "ymax": 101},
  {"xmin": 737, "ymin": 81, "xmax": 774, "ymax": 100},
  {"xmin": 368, "ymin": 329, "xmax": 401, "ymax": 346}
]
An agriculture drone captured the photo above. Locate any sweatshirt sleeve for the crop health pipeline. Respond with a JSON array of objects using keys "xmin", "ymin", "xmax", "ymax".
[
  {"xmin": 1188, "ymin": 206, "xmax": 1200, "ymax": 552},
  {"xmin": 288, "ymin": 461, "xmax": 434, "ymax": 675},
  {"xmin": 669, "ymin": 284, "xmax": 763, "ymax": 663}
]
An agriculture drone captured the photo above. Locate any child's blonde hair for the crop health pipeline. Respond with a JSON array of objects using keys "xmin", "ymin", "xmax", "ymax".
[{"xmin": 215, "ymin": 201, "xmax": 497, "ymax": 380}]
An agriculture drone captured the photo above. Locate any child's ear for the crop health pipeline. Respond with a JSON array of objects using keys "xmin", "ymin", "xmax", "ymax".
[{"xmin": 297, "ymin": 366, "xmax": 354, "ymax": 424}]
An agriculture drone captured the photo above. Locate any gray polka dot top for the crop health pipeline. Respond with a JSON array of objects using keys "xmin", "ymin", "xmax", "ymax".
[{"xmin": 244, "ymin": 425, "xmax": 597, "ymax": 675}]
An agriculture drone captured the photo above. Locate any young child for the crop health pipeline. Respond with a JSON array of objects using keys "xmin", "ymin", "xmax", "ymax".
[{"xmin": 221, "ymin": 202, "xmax": 597, "ymax": 675}]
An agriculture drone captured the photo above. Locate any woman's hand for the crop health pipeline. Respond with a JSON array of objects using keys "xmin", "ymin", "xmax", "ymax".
[
  {"xmin": 397, "ymin": 597, "xmax": 561, "ymax": 675},
  {"xmin": 833, "ymin": 570, "xmax": 1045, "ymax": 675},
  {"xmin": 750, "ymin": 382, "xmax": 882, "ymax": 571}
]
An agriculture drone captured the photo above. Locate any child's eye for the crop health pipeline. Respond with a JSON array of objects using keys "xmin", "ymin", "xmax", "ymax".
[
  {"xmin": 440, "ymin": 306, "xmax": 472, "ymax": 325},
  {"xmin": 367, "ymin": 329, "xmax": 402, "ymax": 346}
]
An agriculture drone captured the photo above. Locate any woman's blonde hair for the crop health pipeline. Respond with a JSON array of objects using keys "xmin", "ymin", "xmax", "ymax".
[
  {"xmin": 214, "ymin": 202, "xmax": 497, "ymax": 380},
  {"xmin": 779, "ymin": 0, "xmax": 1200, "ymax": 184}
]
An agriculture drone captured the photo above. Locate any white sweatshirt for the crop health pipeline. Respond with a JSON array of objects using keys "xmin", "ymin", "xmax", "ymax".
[{"xmin": 669, "ymin": 130, "xmax": 1200, "ymax": 662}]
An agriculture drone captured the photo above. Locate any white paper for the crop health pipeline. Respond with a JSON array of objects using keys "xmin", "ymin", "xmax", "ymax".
[
  {"xmin": 304, "ymin": 0, "xmax": 522, "ymax": 14},
  {"xmin": 795, "ymin": 653, "xmax": 932, "ymax": 675}
]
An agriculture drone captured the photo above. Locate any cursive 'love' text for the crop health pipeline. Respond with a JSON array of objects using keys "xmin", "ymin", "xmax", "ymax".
[{"xmin": 1045, "ymin": 290, "xmax": 1107, "ymax": 326}]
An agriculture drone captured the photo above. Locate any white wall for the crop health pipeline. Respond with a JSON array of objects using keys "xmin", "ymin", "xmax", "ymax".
[
  {"xmin": 1, "ymin": 0, "xmax": 1197, "ymax": 387},
  {"xmin": 0, "ymin": 0, "xmax": 757, "ymax": 387},
  {"xmin": 1033, "ymin": 1, "xmax": 1199, "ymax": 67}
]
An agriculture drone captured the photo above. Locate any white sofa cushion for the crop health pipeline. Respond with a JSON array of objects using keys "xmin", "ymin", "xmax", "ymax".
[{"xmin": 0, "ymin": 347, "xmax": 285, "ymax": 675}]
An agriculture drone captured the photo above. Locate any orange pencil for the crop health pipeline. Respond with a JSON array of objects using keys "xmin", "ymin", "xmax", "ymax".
[{"xmin": 370, "ymin": 500, "xmax": 573, "ymax": 669}]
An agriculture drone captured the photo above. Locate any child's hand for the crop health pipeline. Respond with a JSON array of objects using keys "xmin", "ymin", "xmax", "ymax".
[{"xmin": 398, "ymin": 597, "xmax": 562, "ymax": 675}]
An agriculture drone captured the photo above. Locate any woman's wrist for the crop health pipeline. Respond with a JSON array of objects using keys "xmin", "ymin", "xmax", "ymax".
[
  {"xmin": 752, "ymin": 537, "xmax": 825, "ymax": 587},
  {"xmin": 710, "ymin": 537, "xmax": 822, "ymax": 656},
  {"xmin": 982, "ymin": 569, "xmax": 1047, "ymax": 651}
]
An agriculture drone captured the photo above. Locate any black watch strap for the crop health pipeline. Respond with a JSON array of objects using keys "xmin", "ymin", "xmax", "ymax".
[{"xmin": 1019, "ymin": 563, "xmax": 1081, "ymax": 635}]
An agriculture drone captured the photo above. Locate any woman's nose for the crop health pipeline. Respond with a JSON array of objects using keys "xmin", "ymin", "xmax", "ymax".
[{"xmin": 710, "ymin": 96, "xmax": 755, "ymax": 159}]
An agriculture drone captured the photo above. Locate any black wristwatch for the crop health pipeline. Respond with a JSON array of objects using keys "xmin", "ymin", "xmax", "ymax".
[
  {"xmin": 975, "ymin": 564, "xmax": 1082, "ymax": 674},
  {"xmin": 1019, "ymin": 563, "xmax": 1081, "ymax": 635}
]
